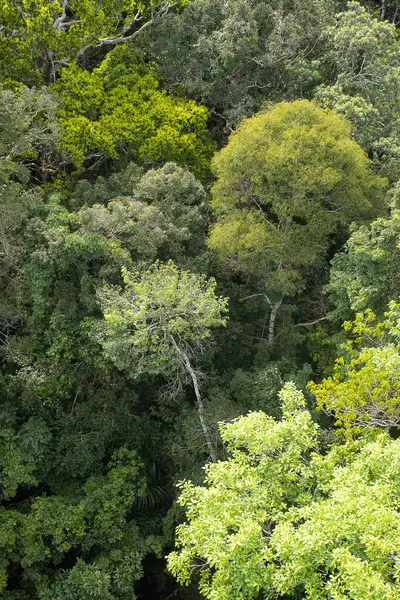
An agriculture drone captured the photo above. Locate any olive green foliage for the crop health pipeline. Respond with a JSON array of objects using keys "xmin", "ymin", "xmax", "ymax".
[
  {"xmin": 97, "ymin": 261, "xmax": 228, "ymax": 378},
  {"xmin": 168, "ymin": 383, "xmax": 400, "ymax": 600},
  {"xmin": 209, "ymin": 100, "xmax": 384, "ymax": 295},
  {"xmin": 53, "ymin": 47, "xmax": 214, "ymax": 175},
  {"xmin": 315, "ymin": 2, "xmax": 400, "ymax": 179},
  {"xmin": 309, "ymin": 304, "xmax": 400, "ymax": 434},
  {"xmin": 145, "ymin": 0, "xmax": 332, "ymax": 126},
  {"xmin": 327, "ymin": 216, "xmax": 400, "ymax": 321}
]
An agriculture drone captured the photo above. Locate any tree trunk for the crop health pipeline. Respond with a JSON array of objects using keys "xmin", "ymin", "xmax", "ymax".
[
  {"xmin": 171, "ymin": 338, "xmax": 217, "ymax": 462},
  {"xmin": 267, "ymin": 297, "xmax": 282, "ymax": 345}
]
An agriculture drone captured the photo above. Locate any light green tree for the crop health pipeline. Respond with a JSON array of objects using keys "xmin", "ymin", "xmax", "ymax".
[
  {"xmin": 97, "ymin": 262, "xmax": 228, "ymax": 461},
  {"xmin": 208, "ymin": 99, "xmax": 385, "ymax": 343},
  {"xmin": 168, "ymin": 383, "xmax": 400, "ymax": 600},
  {"xmin": 309, "ymin": 303, "xmax": 400, "ymax": 434}
]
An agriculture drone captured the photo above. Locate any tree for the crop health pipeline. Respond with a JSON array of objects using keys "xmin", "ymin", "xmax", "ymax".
[
  {"xmin": 208, "ymin": 99, "xmax": 385, "ymax": 344},
  {"xmin": 168, "ymin": 383, "xmax": 400, "ymax": 600},
  {"xmin": 144, "ymin": 0, "xmax": 332, "ymax": 128},
  {"xmin": 53, "ymin": 47, "xmax": 214, "ymax": 176},
  {"xmin": 309, "ymin": 303, "xmax": 400, "ymax": 434},
  {"xmin": 0, "ymin": 0, "xmax": 180, "ymax": 85},
  {"xmin": 96, "ymin": 262, "xmax": 228, "ymax": 461},
  {"xmin": 315, "ymin": 2, "xmax": 400, "ymax": 180}
]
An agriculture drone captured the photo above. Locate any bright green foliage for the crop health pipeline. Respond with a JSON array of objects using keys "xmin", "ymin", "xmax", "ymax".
[
  {"xmin": 327, "ymin": 216, "xmax": 400, "ymax": 321},
  {"xmin": 97, "ymin": 261, "xmax": 228, "ymax": 378},
  {"xmin": 168, "ymin": 383, "xmax": 400, "ymax": 600},
  {"xmin": 208, "ymin": 100, "xmax": 384, "ymax": 303},
  {"xmin": 315, "ymin": 2, "xmax": 400, "ymax": 179},
  {"xmin": 309, "ymin": 304, "xmax": 400, "ymax": 434},
  {"xmin": 53, "ymin": 48, "xmax": 214, "ymax": 175},
  {"xmin": 0, "ymin": 0, "xmax": 179, "ymax": 85},
  {"xmin": 145, "ymin": 0, "xmax": 332, "ymax": 126}
]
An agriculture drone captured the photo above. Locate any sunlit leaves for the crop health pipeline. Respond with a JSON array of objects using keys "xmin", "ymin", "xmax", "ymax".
[
  {"xmin": 208, "ymin": 100, "xmax": 385, "ymax": 295},
  {"xmin": 97, "ymin": 261, "xmax": 228, "ymax": 378},
  {"xmin": 168, "ymin": 383, "xmax": 400, "ymax": 600}
]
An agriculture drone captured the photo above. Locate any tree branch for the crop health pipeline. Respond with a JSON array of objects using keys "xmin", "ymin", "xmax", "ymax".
[
  {"xmin": 294, "ymin": 316, "xmax": 327, "ymax": 327},
  {"xmin": 77, "ymin": 0, "xmax": 177, "ymax": 56},
  {"xmin": 171, "ymin": 337, "xmax": 217, "ymax": 462}
]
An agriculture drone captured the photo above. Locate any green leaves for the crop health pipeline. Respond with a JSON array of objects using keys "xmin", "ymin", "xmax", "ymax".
[
  {"xmin": 97, "ymin": 260, "xmax": 228, "ymax": 378},
  {"xmin": 309, "ymin": 304, "xmax": 400, "ymax": 434},
  {"xmin": 168, "ymin": 384, "xmax": 400, "ymax": 600},
  {"xmin": 16, "ymin": 448, "xmax": 147, "ymax": 599},
  {"xmin": 53, "ymin": 48, "xmax": 214, "ymax": 176}
]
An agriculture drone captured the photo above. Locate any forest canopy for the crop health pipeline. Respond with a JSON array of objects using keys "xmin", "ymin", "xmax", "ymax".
[{"xmin": 1, "ymin": 1, "xmax": 400, "ymax": 599}]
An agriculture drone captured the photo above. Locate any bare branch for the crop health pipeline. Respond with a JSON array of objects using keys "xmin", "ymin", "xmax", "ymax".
[
  {"xmin": 294, "ymin": 316, "xmax": 327, "ymax": 327},
  {"xmin": 171, "ymin": 337, "xmax": 217, "ymax": 462}
]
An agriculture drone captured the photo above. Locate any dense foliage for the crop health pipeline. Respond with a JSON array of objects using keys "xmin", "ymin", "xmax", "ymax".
[{"xmin": 1, "ymin": 1, "xmax": 400, "ymax": 599}]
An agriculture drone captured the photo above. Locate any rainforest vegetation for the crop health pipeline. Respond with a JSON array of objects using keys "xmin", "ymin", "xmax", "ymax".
[{"xmin": 2, "ymin": 0, "xmax": 400, "ymax": 598}]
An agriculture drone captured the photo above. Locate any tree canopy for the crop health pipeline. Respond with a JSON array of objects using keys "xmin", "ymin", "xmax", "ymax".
[
  {"xmin": 2, "ymin": 0, "xmax": 400, "ymax": 598},
  {"xmin": 168, "ymin": 384, "xmax": 400, "ymax": 600},
  {"xmin": 208, "ymin": 99, "xmax": 385, "ymax": 342}
]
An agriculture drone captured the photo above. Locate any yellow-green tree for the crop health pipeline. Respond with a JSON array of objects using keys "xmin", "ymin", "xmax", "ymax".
[
  {"xmin": 208, "ymin": 100, "xmax": 386, "ymax": 343},
  {"xmin": 53, "ymin": 47, "xmax": 214, "ymax": 176},
  {"xmin": 309, "ymin": 303, "xmax": 400, "ymax": 435}
]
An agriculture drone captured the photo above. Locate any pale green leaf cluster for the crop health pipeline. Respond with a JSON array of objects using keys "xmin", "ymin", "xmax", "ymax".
[
  {"xmin": 168, "ymin": 383, "xmax": 400, "ymax": 600},
  {"xmin": 97, "ymin": 261, "xmax": 228, "ymax": 377}
]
